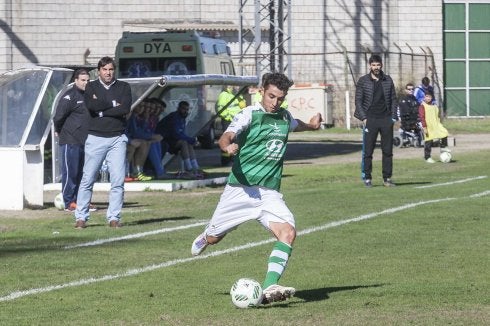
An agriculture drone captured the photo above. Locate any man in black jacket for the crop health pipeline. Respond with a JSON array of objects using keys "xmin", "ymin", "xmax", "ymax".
[
  {"xmin": 354, "ymin": 54, "xmax": 398, "ymax": 188},
  {"xmin": 74, "ymin": 57, "xmax": 132, "ymax": 228},
  {"xmin": 53, "ymin": 69, "xmax": 93, "ymax": 211}
]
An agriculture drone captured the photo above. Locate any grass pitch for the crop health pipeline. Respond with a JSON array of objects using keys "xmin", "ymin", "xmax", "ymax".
[{"xmin": 1, "ymin": 136, "xmax": 489, "ymax": 325}]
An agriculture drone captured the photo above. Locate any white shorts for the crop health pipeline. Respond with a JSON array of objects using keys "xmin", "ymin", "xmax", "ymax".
[{"xmin": 204, "ymin": 184, "xmax": 295, "ymax": 238}]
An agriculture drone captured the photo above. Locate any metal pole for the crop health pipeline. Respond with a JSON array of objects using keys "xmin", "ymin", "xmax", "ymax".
[
  {"xmin": 270, "ymin": 0, "xmax": 276, "ymax": 72},
  {"xmin": 287, "ymin": 0, "xmax": 292, "ymax": 78},
  {"xmin": 6, "ymin": 0, "xmax": 13, "ymax": 70},
  {"xmin": 239, "ymin": 0, "xmax": 245, "ymax": 76},
  {"xmin": 345, "ymin": 90, "xmax": 351, "ymax": 130},
  {"xmin": 254, "ymin": 0, "xmax": 262, "ymax": 79},
  {"xmin": 278, "ymin": 0, "xmax": 284, "ymax": 73}
]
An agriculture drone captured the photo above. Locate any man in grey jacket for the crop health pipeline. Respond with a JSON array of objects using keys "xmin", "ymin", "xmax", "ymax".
[{"xmin": 354, "ymin": 54, "xmax": 398, "ymax": 188}]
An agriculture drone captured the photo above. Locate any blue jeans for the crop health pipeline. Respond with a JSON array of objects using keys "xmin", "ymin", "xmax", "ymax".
[
  {"xmin": 75, "ymin": 134, "xmax": 128, "ymax": 223},
  {"xmin": 148, "ymin": 142, "xmax": 164, "ymax": 176}
]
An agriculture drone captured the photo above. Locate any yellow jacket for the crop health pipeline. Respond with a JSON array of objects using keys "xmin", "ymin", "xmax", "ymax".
[
  {"xmin": 216, "ymin": 89, "xmax": 245, "ymax": 121},
  {"xmin": 419, "ymin": 102, "xmax": 448, "ymax": 141}
]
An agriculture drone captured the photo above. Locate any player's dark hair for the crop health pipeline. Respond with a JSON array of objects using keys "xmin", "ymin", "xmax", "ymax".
[{"xmin": 262, "ymin": 72, "xmax": 294, "ymax": 93}]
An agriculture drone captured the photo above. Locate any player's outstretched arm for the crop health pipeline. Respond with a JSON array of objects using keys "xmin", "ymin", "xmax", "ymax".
[
  {"xmin": 294, "ymin": 113, "xmax": 323, "ymax": 132},
  {"xmin": 218, "ymin": 131, "xmax": 239, "ymax": 156}
]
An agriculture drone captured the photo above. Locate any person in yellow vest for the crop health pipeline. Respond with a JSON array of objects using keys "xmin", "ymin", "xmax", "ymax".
[
  {"xmin": 216, "ymin": 85, "xmax": 246, "ymax": 165},
  {"xmin": 418, "ymin": 91, "xmax": 450, "ymax": 163}
]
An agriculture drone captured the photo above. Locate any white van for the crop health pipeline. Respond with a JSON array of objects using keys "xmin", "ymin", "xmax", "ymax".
[{"xmin": 114, "ymin": 30, "xmax": 236, "ymax": 148}]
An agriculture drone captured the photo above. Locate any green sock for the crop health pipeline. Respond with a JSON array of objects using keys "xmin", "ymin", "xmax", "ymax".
[{"xmin": 262, "ymin": 241, "xmax": 292, "ymax": 289}]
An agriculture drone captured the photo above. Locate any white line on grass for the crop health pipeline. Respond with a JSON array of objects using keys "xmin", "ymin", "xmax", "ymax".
[
  {"xmin": 414, "ymin": 175, "xmax": 487, "ymax": 189},
  {"xmin": 64, "ymin": 176, "xmax": 488, "ymax": 249},
  {"xmin": 64, "ymin": 221, "xmax": 208, "ymax": 249},
  {"xmin": 470, "ymin": 190, "xmax": 490, "ymax": 198},
  {"xmin": 1, "ymin": 190, "xmax": 489, "ymax": 303}
]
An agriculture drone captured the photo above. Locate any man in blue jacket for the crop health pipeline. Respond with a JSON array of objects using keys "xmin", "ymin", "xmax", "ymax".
[
  {"xmin": 156, "ymin": 100, "xmax": 203, "ymax": 178},
  {"xmin": 354, "ymin": 54, "xmax": 398, "ymax": 188}
]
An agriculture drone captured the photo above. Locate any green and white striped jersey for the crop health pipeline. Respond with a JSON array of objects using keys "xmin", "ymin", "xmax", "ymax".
[{"xmin": 226, "ymin": 105, "xmax": 297, "ymax": 191}]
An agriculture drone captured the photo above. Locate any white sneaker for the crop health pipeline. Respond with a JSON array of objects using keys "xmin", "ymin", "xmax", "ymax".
[
  {"xmin": 191, "ymin": 233, "xmax": 208, "ymax": 256},
  {"xmin": 426, "ymin": 158, "xmax": 436, "ymax": 163},
  {"xmin": 262, "ymin": 284, "xmax": 296, "ymax": 304}
]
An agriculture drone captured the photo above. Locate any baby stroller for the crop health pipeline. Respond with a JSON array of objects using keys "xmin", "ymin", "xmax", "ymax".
[{"xmin": 393, "ymin": 103, "xmax": 424, "ymax": 148}]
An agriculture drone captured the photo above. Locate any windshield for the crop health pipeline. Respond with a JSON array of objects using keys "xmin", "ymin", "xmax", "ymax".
[{"xmin": 0, "ymin": 68, "xmax": 72, "ymax": 147}]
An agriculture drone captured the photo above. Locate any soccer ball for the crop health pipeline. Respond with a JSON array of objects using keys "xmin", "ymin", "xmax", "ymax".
[
  {"xmin": 54, "ymin": 193, "xmax": 65, "ymax": 210},
  {"xmin": 440, "ymin": 151, "xmax": 452, "ymax": 163},
  {"xmin": 230, "ymin": 278, "xmax": 263, "ymax": 308}
]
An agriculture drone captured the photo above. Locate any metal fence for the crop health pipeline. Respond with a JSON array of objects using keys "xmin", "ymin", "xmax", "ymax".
[{"xmin": 234, "ymin": 47, "xmax": 437, "ymax": 127}]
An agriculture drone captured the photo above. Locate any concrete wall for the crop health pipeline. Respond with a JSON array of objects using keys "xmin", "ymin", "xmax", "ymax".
[
  {"xmin": 0, "ymin": 1, "xmax": 444, "ymax": 126},
  {"xmin": 1, "ymin": 1, "xmax": 443, "ymax": 72}
]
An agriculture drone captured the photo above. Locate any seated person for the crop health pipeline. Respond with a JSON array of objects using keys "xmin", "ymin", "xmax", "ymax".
[
  {"xmin": 156, "ymin": 100, "xmax": 204, "ymax": 179},
  {"xmin": 397, "ymin": 82, "xmax": 424, "ymax": 146},
  {"xmin": 126, "ymin": 103, "xmax": 152, "ymax": 181},
  {"xmin": 143, "ymin": 98, "xmax": 171, "ymax": 179},
  {"xmin": 398, "ymin": 83, "xmax": 420, "ymax": 130}
]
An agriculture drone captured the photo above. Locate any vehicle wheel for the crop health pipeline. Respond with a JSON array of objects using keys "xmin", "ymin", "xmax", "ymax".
[
  {"xmin": 198, "ymin": 126, "xmax": 215, "ymax": 149},
  {"xmin": 393, "ymin": 135, "xmax": 402, "ymax": 148}
]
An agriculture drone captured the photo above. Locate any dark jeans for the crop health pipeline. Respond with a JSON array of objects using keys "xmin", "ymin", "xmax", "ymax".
[
  {"xmin": 60, "ymin": 143, "xmax": 85, "ymax": 207},
  {"xmin": 361, "ymin": 116, "xmax": 394, "ymax": 180},
  {"xmin": 424, "ymin": 137, "xmax": 448, "ymax": 159}
]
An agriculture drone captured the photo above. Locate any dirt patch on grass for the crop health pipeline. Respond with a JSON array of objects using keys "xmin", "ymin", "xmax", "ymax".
[{"xmin": 285, "ymin": 132, "xmax": 490, "ymax": 165}]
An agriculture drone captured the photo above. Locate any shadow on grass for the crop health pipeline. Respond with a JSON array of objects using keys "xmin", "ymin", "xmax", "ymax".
[
  {"xmin": 68, "ymin": 214, "xmax": 194, "ymax": 228},
  {"xmin": 219, "ymin": 284, "xmax": 385, "ymax": 308},
  {"xmin": 72, "ymin": 201, "xmax": 146, "ymax": 211},
  {"xmin": 126, "ymin": 215, "xmax": 194, "ymax": 226},
  {"xmin": 294, "ymin": 283, "xmax": 385, "ymax": 303},
  {"xmin": 0, "ymin": 215, "xmax": 195, "ymax": 255},
  {"xmin": 392, "ymin": 181, "xmax": 432, "ymax": 186}
]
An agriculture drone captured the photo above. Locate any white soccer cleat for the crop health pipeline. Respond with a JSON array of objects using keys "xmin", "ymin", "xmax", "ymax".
[
  {"xmin": 191, "ymin": 233, "xmax": 209, "ymax": 256},
  {"xmin": 261, "ymin": 284, "xmax": 296, "ymax": 304}
]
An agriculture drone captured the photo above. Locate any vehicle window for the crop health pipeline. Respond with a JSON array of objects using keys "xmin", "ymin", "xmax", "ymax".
[
  {"xmin": 119, "ymin": 58, "xmax": 197, "ymax": 78},
  {"xmin": 220, "ymin": 62, "xmax": 233, "ymax": 75}
]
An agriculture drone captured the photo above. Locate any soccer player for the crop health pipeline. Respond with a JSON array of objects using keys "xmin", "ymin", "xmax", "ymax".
[{"xmin": 191, "ymin": 72, "xmax": 322, "ymax": 304}]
